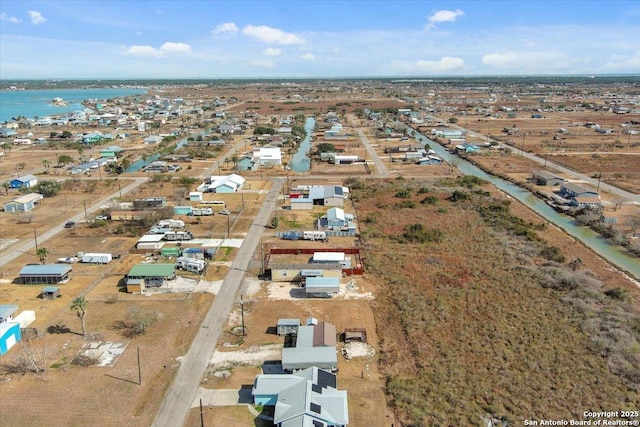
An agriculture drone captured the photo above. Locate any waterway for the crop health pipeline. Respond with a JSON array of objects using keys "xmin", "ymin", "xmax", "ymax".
[
  {"xmin": 289, "ymin": 117, "xmax": 315, "ymax": 172},
  {"xmin": 0, "ymin": 88, "xmax": 147, "ymax": 123},
  {"xmin": 407, "ymin": 127, "xmax": 640, "ymax": 280},
  {"xmin": 127, "ymin": 130, "xmax": 208, "ymax": 172}
]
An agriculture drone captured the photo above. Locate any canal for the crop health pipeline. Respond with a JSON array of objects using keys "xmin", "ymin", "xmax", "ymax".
[
  {"xmin": 289, "ymin": 117, "xmax": 315, "ymax": 172},
  {"xmin": 407, "ymin": 127, "xmax": 640, "ymax": 280}
]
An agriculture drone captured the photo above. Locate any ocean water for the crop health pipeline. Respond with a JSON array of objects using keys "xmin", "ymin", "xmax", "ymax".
[{"xmin": 0, "ymin": 88, "xmax": 147, "ymax": 123}]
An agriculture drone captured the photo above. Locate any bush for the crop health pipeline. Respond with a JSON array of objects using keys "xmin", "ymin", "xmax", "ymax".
[
  {"xmin": 539, "ymin": 245, "xmax": 566, "ymax": 263},
  {"xmin": 421, "ymin": 195, "xmax": 438, "ymax": 205},
  {"xmin": 401, "ymin": 224, "xmax": 443, "ymax": 244}
]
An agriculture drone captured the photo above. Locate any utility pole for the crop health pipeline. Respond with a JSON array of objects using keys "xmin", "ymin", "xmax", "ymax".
[
  {"xmin": 137, "ymin": 346, "xmax": 142, "ymax": 385},
  {"xmin": 240, "ymin": 294, "xmax": 246, "ymax": 336},
  {"xmin": 33, "ymin": 227, "xmax": 38, "ymax": 252},
  {"xmin": 226, "ymin": 213, "xmax": 230, "ymax": 238},
  {"xmin": 83, "ymin": 200, "xmax": 89, "ymax": 223},
  {"xmin": 597, "ymin": 172, "xmax": 602, "ymax": 192},
  {"xmin": 118, "ymin": 180, "xmax": 122, "ymax": 199},
  {"xmin": 521, "ymin": 134, "xmax": 526, "ymax": 157}
]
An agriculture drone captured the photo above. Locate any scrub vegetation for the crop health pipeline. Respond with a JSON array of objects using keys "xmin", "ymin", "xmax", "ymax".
[{"xmin": 348, "ymin": 177, "xmax": 640, "ymax": 425}]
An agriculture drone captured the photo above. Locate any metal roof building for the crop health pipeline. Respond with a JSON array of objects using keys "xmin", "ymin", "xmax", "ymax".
[
  {"xmin": 305, "ymin": 277, "xmax": 340, "ymax": 298},
  {"xmin": 282, "ymin": 323, "xmax": 337, "ymax": 373},
  {"xmin": 252, "ymin": 366, "xmax": 349, "ymax": 426},
  {"xmin": 18, "ymin": 264, "xmax": 72, "ymax": 284},
  {"xmin": 126, "ymin": 263, "xmax": 176, "ymax": 293}
]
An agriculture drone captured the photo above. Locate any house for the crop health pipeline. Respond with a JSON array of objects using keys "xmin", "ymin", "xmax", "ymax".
[
  {"xmin": 0, "ymin": 128, "xmax": 18, "ymax": 138},
  {"xmin": 269, "ymin": 263, "xmax": 343, "ymax": 282},
  {"xmin": 0, "ymin": 322, "xmax": 22, "ymax": 356},
  {"xmin": 417, "ymin": 156, "xmax": 443, "ymax": 165},
  {"xmin": 199, "ymin": 174, "xmax": 246, "ymax": 193},
  {"xmin": 3, "ymin": 193, "xmax": 43, "ymax": 213},
  {"xmin": 0, "ymin": 305, "xmax": 18, "ymax": 323},
  {"xmin": 99, "ymin": 145, "xmax": 124, "ymax": 158},
  {"xmin": 126, "ymin": 263, "xmax": 176, "ymax": 293},
  {"xmin": 252, "ymin": 366, "xmax": 349, "ymax": 427},
  {"xmin": 144, "ymin": 135, "xmax": 163, "ymax": 144},
  {"xmin": 282, "ymin": 322, "xmax": 338, "ymax": 372},
  {"xmin": 253, "ymin": 147, "xmax": 282, "ymax": 167},
  {"xmin": 10, "ymin": 174, "xmax": 38, "ymax": 189},
  {"xmin": 559, "ymin": 183, "xmax": 598, "ymax": 199},
  {"xmin": 19, "ymin": 264, "xmax": 72, "ymax": 284},
  {"xmin": 277, "ymin": 319, "xmax": 301, "ymax": 336},
  {"xmin": 82, "ymin": 132, "xmax": 104, "ymax": 144},
  {"xmin": 455, "ymin": 143, "xmax": 480, "ymax": 153},
  {"xmin": 318, "ymin": 208, "xmax": 355, "ymax": 231},
  {"xmin": 531, "ymin": 171, "xmax": 565, "ymax": 186}
]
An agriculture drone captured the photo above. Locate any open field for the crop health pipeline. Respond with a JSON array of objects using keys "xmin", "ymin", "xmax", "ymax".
[{"xmin": 349, "ymin": 176, "xmax": 640, "ymax": 425}]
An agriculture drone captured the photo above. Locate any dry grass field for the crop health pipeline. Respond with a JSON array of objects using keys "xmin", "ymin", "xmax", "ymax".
[{"xmin": 348, "ymin": 176, "xmax": 640, "ymax": 425}]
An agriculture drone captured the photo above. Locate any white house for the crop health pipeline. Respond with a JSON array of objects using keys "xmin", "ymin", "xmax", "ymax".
[
  {"xmin": 253, "ymin": 147, "xmax": 282, "ymax": 167},
  {"xmin": 199, "ymin": 173, "xmax": 246, "ymax": 193}
]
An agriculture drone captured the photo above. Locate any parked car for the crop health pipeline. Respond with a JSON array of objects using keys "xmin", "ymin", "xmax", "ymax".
[
  {"xmin": 64, "ymin": 221, "xmax": 76, "ymax": 228},
  {"xmin": 94, "ymin": 215, "xmax": 109, "ymax": 221},
  {"xmin": 219, "ymin": 209, "xmax": 231, "ymax": 215}
]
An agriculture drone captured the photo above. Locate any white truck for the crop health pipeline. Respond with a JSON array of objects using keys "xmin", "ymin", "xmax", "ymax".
[
  {"xmin": 157, "ymin": 219, "xmax": 185, "ymax": 228},
  {"xmin": 81, "ymin": 253, "xmax": 112, "ymax": 264},
  {"xmin": 176, "ymin": 256, "xmax": 206, "ymax": 273}
]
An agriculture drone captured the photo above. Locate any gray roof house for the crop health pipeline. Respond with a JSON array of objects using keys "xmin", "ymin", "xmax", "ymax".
[
  {"xmin": 308, "ymin": 186, "xmax": 347, "ymax": 207},
  {"xmin": 18, "ymin": 264, "xmax": 72, "ymax": 284},
  {"xmin": 252, "ymin": 366, "xmax": 349, "ymax": 427},
  {"xmin": 0, "ymin": 305, "xmax": 18, "ymax": 323},
  {"xmin": 282, "ymin": 322, "xmax": 337, "ymax": 372},
  {"xmin": 3, "ymin": 193, "xmax": 43, "ymax": 213}
]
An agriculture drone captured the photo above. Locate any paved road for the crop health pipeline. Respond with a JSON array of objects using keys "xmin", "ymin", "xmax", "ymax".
[
  {"xmin": 356, "ymin": 128, "xmax": 389, "ymax": 178},
  {"xmin": 152, "ymin": 178, "xmax": 284, "ymax": 427},
  {"xmin": 0, "ymin": 177, "xmax": 147, "ymax": 269}
]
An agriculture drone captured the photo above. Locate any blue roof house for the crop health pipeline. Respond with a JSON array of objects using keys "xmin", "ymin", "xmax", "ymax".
[{"xmin": 10, "ymin": 174, "xmax": 38, "ymax": 188}]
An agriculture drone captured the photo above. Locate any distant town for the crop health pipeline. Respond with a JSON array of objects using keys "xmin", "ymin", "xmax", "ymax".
[{"xmin": 0, "ymin": 76, "xmax": 639, "ymax": 426}]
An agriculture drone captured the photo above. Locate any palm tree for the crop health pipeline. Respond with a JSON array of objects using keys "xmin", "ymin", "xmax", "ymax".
[
  {"xmin": 42, "ymin": 159, "xmax": 51, "ymax": 171},
  {"xmin": 36, "ymin": 247, "xmax": 49, "ymax": 264},
  {"xmin": 70, "ymin": 296, "xmax": 88, "ymax": 336}
]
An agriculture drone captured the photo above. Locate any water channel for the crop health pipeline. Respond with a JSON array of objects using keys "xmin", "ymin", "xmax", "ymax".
[
  {"xmin": 289, "ymin": 117, "xmax": 315, "ymax": 172},
  {"xmin": 407, "ymin": 127, "xmax": 640, "ymax": 280},
  {"xmin": 126, "ymin": 130, "xmax": 208, "ymax": 173}
]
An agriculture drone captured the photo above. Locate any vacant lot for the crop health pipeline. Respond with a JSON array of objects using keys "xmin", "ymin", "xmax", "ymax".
[{"xmin": 349, "ymin": 176, "xmax": 640, "ymax": 425}]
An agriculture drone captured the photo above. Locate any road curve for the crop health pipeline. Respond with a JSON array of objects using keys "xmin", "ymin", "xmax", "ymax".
[{"xmin": 152, "ymin": 178, "xmax": 284, "ymax": 427}]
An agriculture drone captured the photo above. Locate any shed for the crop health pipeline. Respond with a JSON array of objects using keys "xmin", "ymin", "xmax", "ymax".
[
  {"xmin": 290, "ymin": 198, "xmax": 313, "ymax": 211},
  {"xmin": 160, "ymin": 247, "xmax": 181, "ymax": 257},
  {"xmin": 41, "ymin": 286, "xmax": 60, "ymax": 300},
  {"xmin": 305, "ymin": 276, "xmax": 340, "ymax": 298},
  {"xmin": 0, "ymin": 305, "xmax": 18, "ymax": 323},
  {"xmin": 189, "ymin": 192, "xmax": 203, "ymax": 202},
  {"xmin": 19, "ymin": 264, "xmax": 72, "ymax": 284},
  {"xmin": 0, "ymin": 323, "xmax": 21, "ymax": 356},
  {"xmin": 277, "ymin": 318, "xmax": 301, "ymax": 336},
  {"xmin": 10, "ymin": 174, "xmax": 38, "ymax": 189},
  {"xmin": 3, "ymin": 193, "xmax": 44, "ymax": 213}
]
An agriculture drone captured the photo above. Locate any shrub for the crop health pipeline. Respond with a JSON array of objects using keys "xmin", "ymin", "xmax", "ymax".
[
  {"xmin": 395, "ymin": 189, "xmax": 411, "ymax": 199},
  {"xmin": 539, "ymin": 245, "xmax": 566, "ymax": 263},
  {"xmin": 449, "ymin": 190, "xmax": 469, "ymax": 202},
  {"xmin": 401, "ymin": 224, "xmax": 443, "ymax": 244},
  {"xmin": 421, "ymin": 195, "xmax": 438, "ymax": 205},
  {"xmin": 395, "ymin": 200, "xmax": 416, "ymax": 209}
]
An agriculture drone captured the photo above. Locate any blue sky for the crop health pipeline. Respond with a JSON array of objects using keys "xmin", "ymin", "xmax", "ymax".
[{"xmin": 1, "ymin": 0, "xmax": 639, "ymax": 78}]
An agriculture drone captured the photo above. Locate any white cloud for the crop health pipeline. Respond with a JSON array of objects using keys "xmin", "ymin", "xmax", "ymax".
[
  {"xmin": 425, "ymin": 9, "xmax": 463, "ymax": 31},
  {"xmin": 263, "ymin": 47, "xmax": 281, "ymax": 57},
  {"xmin": 212, "ymin": 22, "xmax": 238, "ymax": 35},
  {"xmin": 242, "ymin": 25, "xmax": 304, "ymax": 45},
  {"xmin": 160, "ymin": 42, "xmax": 192, "ymax": 54},
  {"xmin": 123, "ymin": 45, "xmax": 162, "ymax": 57},
  {"xmin": 598, "ymin": 52, "xmax": 640, "ymax": 73},
  {"xmin": 123, "ymin": 42, "xmax": 192, "ymax": 58},
  {"xmin": 0, "ymin": 12, "xmax": 21, "ymax": 24},
  {"xmin": 27, "ymin": 10, "xmax": 46, "ymax": 25},
  {"xmin": 300, "ymin": 53, "xmax": 315, "ymax": 60},
  {"xmin": 414, "ymin": 57, "xmax": 466, "ymax": 72}
]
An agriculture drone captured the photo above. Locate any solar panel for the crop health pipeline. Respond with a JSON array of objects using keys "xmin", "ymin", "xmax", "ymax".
[
  {"xmin": 310, "ymin": 402, "xmax": 321, "ymax": 414},
  {"xmin": 311, "ymin": 383, "xmax": 323, "ymax": 394},
  {"xmin": 312, "ymin": 420, "xmax": 325, "ymax": 427},
  {"xmin": 317, "ymin": 369, "xmax": 336, "ymax": 389}
]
